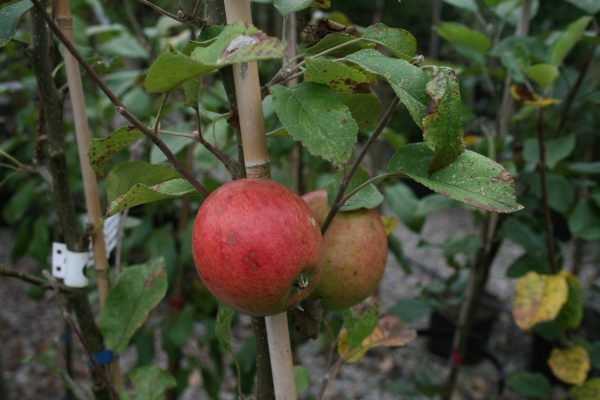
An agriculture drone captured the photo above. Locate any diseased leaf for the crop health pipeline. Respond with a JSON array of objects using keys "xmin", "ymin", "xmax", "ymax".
[
  {"xmin": 510, "ymin": 84, "xmax": 561, "ymax": 107},
  {"xmin": 551, "ymin": 16, "xmax": 592, "ymax": 66},
  {"xmin": 436, "ymin": 22, "xmax": 491, "ymax": 53},
  {"xmin": 271, "ymin": 83, "xmax": 358, "ymax": 164},
  {"xmin": 345, "ymin": 49, "xmax": 430, "ymax": 126},
  {"xmin": 99, "ymin": 260, "xmax": 168, "ymax": 352},
  {"xmin": 88, "ymin": 126, "xmax": 143, "ymax": 174},
  {"xmin": 128, "ymin": 365, "xmax": 176, "ymax": 400},
  {"xmin": 338, "ymin": 315, "xmax": 417, "ymax": 363},
  {"xmin": 570, "ymin": 378, "xmax": 600, "ymax": 400},
  {"xmin": 381, "ymin": 216, "xmax": 399, "ymax": 235},
  {"xmin": 327, "ymin": 167, "xmax": 384, "ymax": 211},
  {"xmin": 304, "ymin": 58, "xmax": 371, "ymax": 94},
  {"xmin": 387, "ymin": 143, "xmax": 522, "ymax": 213},
  {"xmin": 342, "ymin": 302, "xmax": 379, "ymax": 349},
  {"xmin": 422, "ymin": 66, "xmax": 465, "ymax": 172},
  {"xmin": 512, "ymin": 272, "xmax": 568, "ymax": 331},
  {"xmin": 362, "ymin": 23, "xmax": 417, "ymax": 59},
  {"xmin": 0, "ymin": 0, "xmax": 31, "ymax": 47},
  {"xmin": 191, "ymin": 21, "xmax": 283, "ymax": 66},
  {"xmin": 548, "ymin": 345, "xmax": 590, "ymax": 385}
]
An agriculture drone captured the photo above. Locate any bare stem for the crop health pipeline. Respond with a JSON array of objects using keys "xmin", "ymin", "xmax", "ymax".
[
  {"xmin": 0, "ymin": 265, "xmax": 72, "ymax": 293},
  {"xmin": 537, "ymin": 108, "xmax": 557, "ymax": 273},
  {"xmin": 194, "ymin": 106, "xmax": 239, "ymax": 177},
  {"xmin": 321, "ymin": 97, "xmax": 399, "ymax": 234},
  {"xmin": 30, "ymin": 0, "xmax": 210, "ymax": 198}
]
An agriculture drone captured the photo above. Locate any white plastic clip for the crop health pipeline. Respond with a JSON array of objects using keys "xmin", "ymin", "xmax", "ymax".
[
  {"xmin": 51, "ymin": 213, "xmax": 122, "ymax": 287},
  {"xmin": 52, "ymin": 243, "xmax": 91, "ymax": 288}
]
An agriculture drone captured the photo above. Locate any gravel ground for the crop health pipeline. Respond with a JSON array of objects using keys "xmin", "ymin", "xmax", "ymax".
[{"xmin": 1, "ymin": 207, "xmax": 598, "ymax": 399}]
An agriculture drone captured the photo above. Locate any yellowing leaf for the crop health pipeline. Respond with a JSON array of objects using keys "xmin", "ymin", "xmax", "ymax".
[
  {"xmin": 510, "ymin": 84, "xmax": 561, "ymax": 107},
  {"xmin": 548, "ymin": 346, "xmax": 590, "ymax": 386},
  {"xmin": 464, "ymin": 134, "xmax": 480, "ymax": 147},
  {"xmin": 513, "ymin": 271, "xmax": 568, "ymax": 331},
  {"xmin": 381, "ymin": 216, "xmax": 399, "ymax": 236},
  {"xmin": 338, "ymin": 315, "xmax": 416, "ymax": 363},
  {"xmin": 570, "ymin": 378, "xmax": 600, "ymax": 400}
]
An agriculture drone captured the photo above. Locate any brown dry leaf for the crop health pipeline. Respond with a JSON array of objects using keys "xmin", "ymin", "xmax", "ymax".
[
  {"xmin": 338, "ymin": 315, "xmax": 417, "ymax": 363},
  {"xmin": 510, "ymin": 84, "xmax": 560, "ymax": 107},
  {"xmin": 548, "ymin": 345, "xmax": 590, "ymax": 385},
  {"xmin": 380, "ymin": 216, "xmax": 399, "ymax": 236},
  {"xmin": 512, "ymin": 271, "xmax": 568, "ymax": 331}
]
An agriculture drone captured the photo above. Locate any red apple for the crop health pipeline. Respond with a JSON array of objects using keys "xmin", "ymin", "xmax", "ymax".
[
  {"xmin": 192, "ymin": 179, "xmax": 323, "ymax": 316},
  {"xmin": 303, "ymin": 189, "xmax": 388, "ymax": 310}
]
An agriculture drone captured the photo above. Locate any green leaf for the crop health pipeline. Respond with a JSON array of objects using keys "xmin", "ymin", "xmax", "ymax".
[
  {"xmin": 570, "ymin": 378, "xmax": 600, "ymax": 400},
  {"xmin": 551, "ymin": 16, "xmax": 592, "ymax": 66},
  {"xmin": 436, "ymin": 22, "xmax": 491, "ymax": 54},
  {"xmin": 389, "ymin": 298, "xmax": 434, "ymax": 323},
  {"xmin": 563, "ymin": 0, "xmax": 600, "ymax": 15},
  {"xmin": 215, "ymin": 304, "xmax": 235, "ymax": 352},
  {"xmin": 303, "ymin": 33, "xmax": 373, "ymax": 57},
  {"xmin": 128, "ymin": 365, "xmax": 176, "ymax": 400},
  {"xmin": 557, "ymin": 274, "xmax": 584, "ymax": 330},
  {"xmin": 362, "ymin": 23, "xmax": 417, "ymax": 59},
  {"xmin": 273, "ymin": 0, "xmax": 312, "ymax": 15},
  {"xmin": 98, "ymin": 33, "xmax": 148, "ymax": 59},
  {"xmin": 99, "ymin": 260, "xmax": 168, "ymax": 352},
  {"xmin": 567, "ymin": 162, "xmax": 600, "ymax": 175},
  {"xmin": 500, "ymin": 218, "xmax": 547, "ymax": 260},
  {"xmin": 568, "ymin": 199, "xmax": 600, "ymax": 240},
  {"xmin": 338, "ymin": 92, "xmax": 382, "ymax": 131},
  {"xmin": 145, "ymin": 49, "xmax": 215, "ymax": 93},
  {"xmin": 387, "ymin": 143, "xmax": 522, "ymax": 213},
  {"xmin": 304, "ymin": 58, "xmax": 371, "ymax": 94},
  {"xmin": 507, "ymin": 371, "xmax": 551, "ymax": 399},
  {"xmin": 506, "ymin": 254, "xmax": 550, "ymax": 278},
  {"xmin": 191, "ymin": 21, "xmax": 283, "ymax": 66},
  {"xmin": 384, "ymin": 182, "xmax": 423, "ymax": 231},
  {"xmin": 526, "ymin": 63, "xmax": 559, "ymax": 88},
  {"xmin": 442, "ymin": 0, "xmax": 478, "ymax": 12},
  {"xmin": 162, "ymin": 305, "xmax": 194, "ymax": 351},
  {"xmin": 523, "ymin": 134, "xmax": 576, "ymax": 169},
  {"xmin": 88, "ymin": 126, "xmax": 143, "ymax": 174},
  {"xmin": 107, "ymin": 178, "xmax": 196, "ymax": 217},
  {"xmin": 342, "ymin": 303, "xmax": 379, "ymax": 349},
  {"xmin": 293, "ymin": 366, "xmax": 310, "ymax": 395},
  {"xmin": 0, "ymin": 0, "xmax": 31, "ymax": 47},
  {"xmin": 589, "ymin": 342, "xmax": 600, "ymax": 369},
  {"xmin": 345, "ymin": 49, "xmax": 430, "ymax": 126},
  {"xmin": 327, "ymin": 167, "xmax": 384, "ymax": 211},
  {"xmin": 422, "ymin": 67, "xmax": 465, "ymax": 172},
  {"xmin": 271, "ymin": 83, "xmax": 358, "ymax": 164}
]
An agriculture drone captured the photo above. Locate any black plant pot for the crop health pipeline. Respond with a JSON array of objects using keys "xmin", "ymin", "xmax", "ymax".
[{"xmin": 426, "ymin": 297, "xmax": 500, "ymax": 365}]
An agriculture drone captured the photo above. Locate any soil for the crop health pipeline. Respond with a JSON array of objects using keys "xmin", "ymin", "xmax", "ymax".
[{"xmin": 1, "ymin": 208, "xmax": 598, "ymax": 399}]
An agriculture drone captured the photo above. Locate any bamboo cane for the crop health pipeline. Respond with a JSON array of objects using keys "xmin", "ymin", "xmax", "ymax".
[
  {"xmin": 223, "ymin": 1, "xmax": 297, "ymax": 398},
  {"xmin": 53, "ymin": 0, "xmax": 120, "ymax": 386}
]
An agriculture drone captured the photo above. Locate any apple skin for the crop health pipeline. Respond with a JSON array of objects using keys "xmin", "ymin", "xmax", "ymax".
[
  {"xmin": 302, "ymin": 189, "xmax": 388, "ymax": 310},
  {"xmin": 192, "ymin": 179, "xmax": 323, "ymax": 316}
]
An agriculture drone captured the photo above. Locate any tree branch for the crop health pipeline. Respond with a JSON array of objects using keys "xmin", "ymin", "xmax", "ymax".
[
  {"xmin": 0, "ymin": 265, "xmax": 72, "ymax": 293},
  {"xmin": 30, "ymin": 0, "xmax": 210, "ymax": 198},
  {"xmin": 321, "ymin": 97, "xmax": 399, "ymax": 234}
]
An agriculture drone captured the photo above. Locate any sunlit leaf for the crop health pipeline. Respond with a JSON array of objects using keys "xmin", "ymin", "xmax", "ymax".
[
  {"xmin": 513, "ymin": 271, "xmax": 568, "ymax": 331},
  {"xmin": 548, "ymin": 345, "xmax": 590, "ymax": 385}
]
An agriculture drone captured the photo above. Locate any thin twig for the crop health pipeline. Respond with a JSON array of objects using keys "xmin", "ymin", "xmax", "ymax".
[
  {"xmin": 317, "ymin": 357, "xmax": 343, "ymax": 400},
  {"xmin": 30, "ymin": 0, "xmax": 210, "ymax": 198},
  {"xmin": 153, "ymin": 91, "xmax": 172, "ymax": 134},
  {"xmin": 194, "ymin": 106, "xmax": 238, "ymax": 177},
  {"xmin": 321, "ymin": 97, "xmax": 399, "ymax": 234},
  {"xmin": 0, "ymin": 265, "xmax": 72, "ymax": 293},
  {"xmin": 537, "ymin": 107, "xmax": 557, "ymax": 273},
  {"xmin": 43, "ymin": 271, "xmax": 121, "ymax": 400}
]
